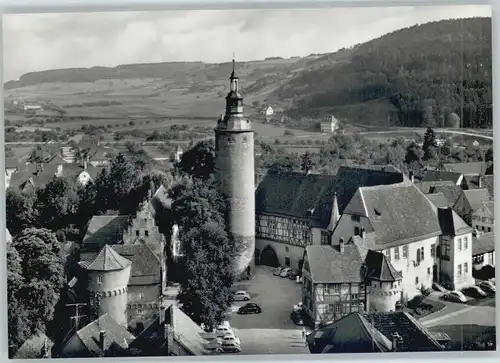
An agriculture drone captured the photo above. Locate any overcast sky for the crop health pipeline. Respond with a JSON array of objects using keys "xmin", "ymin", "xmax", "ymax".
[{"xmin": 2, "ymin": 5, "xmax": 491, "ymax": 81}]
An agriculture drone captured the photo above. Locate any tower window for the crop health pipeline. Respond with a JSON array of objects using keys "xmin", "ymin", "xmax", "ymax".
[
  {"xmin": 136, "ymin": 230, "xmax": 140, "ymax": 236},
  {"xmin": 145, "ymin": 230, "xmax": 149, "ymax": 237},
  {"xmin": 97, "ymin": 276, "xmax": 103, "ymax": 284}
]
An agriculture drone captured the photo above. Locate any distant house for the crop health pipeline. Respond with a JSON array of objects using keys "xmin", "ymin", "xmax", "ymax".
[
  {"xmin": 5, "ymin": 157, "xmax": 19, "ymax": 188},
  {"xmin": 442, "ymin": 162, "xmax": 493, "ymax": 189},
  {"xmin": 472, "ymin": 232, "xmax": 495, "ymax": 269},
  {"xmin": 421, "ymin": 170, "xmax": 465, "ymax": 188},
  {"xmin": 128, "ymin": 304, "xmax": 215, "ymax": 356},
  {"xmin": 171, "ymin": 146, "xmax": 183, "ymax": 163},
  {"xmin": 57, "ymin": 314, "xmax": 135, "ymax": 358},
  {"xmin": 320, "ymin": 116, "xmax": 339, "ymax": 133},
  {"xmin": 8, "ymin": 163, "xmax": 64, "ymax": 192},
  {"xmin": 420, "ymin": 181, "xmax": 465, "ymax": 209},
  {"xmin": 455, "ymin": 189, "xmax": 492, "ymax": 217},
  {"xmin": 472, "ymin": 201, "xmax": 494, "ymax": 233},
  {"xmin": 262, "ymin": 106, "xmax": 274, "ymax": 117},
  {"xmin": 61, "ymin": 162, "xmax": 102, "ymax": 186},
  {"xmin": 23, "ymin": 104, "xmax": 43, "ymax": 112},
  {"xmin": 306, "ymin": 312, "xmax": 443, "ymax": 353}
]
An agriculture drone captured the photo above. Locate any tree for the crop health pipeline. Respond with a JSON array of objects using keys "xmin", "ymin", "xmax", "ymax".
[
  {"xmin": 35, "ymin": 177, "xmax": 80, "ymax": 233},
  {"xmin": 9, "ymin": 228, "xmax": 65, "ymax": 353},
  {"xmin": 177, "ymin": 140, "xmax": 215, "ymax": 180},
  {"xmin": 168, "ymin": 177, "xmax": 235, "ymax": 328},
  {"xmin": 300, "ymin": 152, "xmax": 314, "ymax": 173},
  {"xmin": 446, "ymin": 112, "xmax": 461, "ymax": 128},
  {"xmin": 6, "ymin": 188, "xmax": 38, "ymax": 236},
  {"xmin": 422, "ymin": 127, "xmax": 437, "ymax": 160}
]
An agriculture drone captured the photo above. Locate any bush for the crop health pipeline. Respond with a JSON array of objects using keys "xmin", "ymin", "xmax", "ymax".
[{"xmin": 419, "ymin": 284, "xmax": 432, "ymax": 297}]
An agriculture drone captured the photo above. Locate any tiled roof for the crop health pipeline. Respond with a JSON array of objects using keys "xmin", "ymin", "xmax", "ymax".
[
  {"xmin": 9, "ymin": 163, "xmax": 61, "ymax": 190},
  {"xmin": 357, "ymin": 183, "xmax": 442, "ymax": 246},
  {"xmin": 420, "ymin": 181, "xmax": 463, "ymax": 207},
  {"xmin": 443, "ymin": 162, "xmax": 489, "ymax": 176},
  {"xmin": 480, "ymin": 175, "xmax": 494, "ymax": 197},
  {"xmin": 82, "ymin": 215, "xmax": 132, "ymax": 249},
  {"xmin": 308, "ymin": 312, "xmax": 391, "ymax": 353},
  {"xmin": 472, "ymin": 232, "xmax": 495, "ymax": 256},
  {"xmin": 61, "ymin": 163, "xmax": 102, "ymax": 181},
  {"xmin": 112, "ymin": 244, "xmax": 161, "ymax": 285},
  {"xmin": 425, "ymin": 193, "xmax": 449, "ymax": 208},
  {"xmin": 67, "ymin": 314, "xmax": 135, "ymax": 357},
  {"xmin": 479, "ymin": 201, "xmax": 495, "ymax": 218},
  {"xmin": 463, "ymin": 189, "xmax": 492, "ymax": 212},
  {"xmin": 256, "ymin": 165, "xmax": 403, "ymax": 227},
  {"xmin": 305, "ymin": 244, "xmax": 363, "ymax": 283},
  {"xmin": 437, "ymin": 207, "xmax": 472, "ymax": 236},
  {"xmin": 422, "ymin": 170, "xmax": 462, "ymax": 184},
  {"xmin": 83, "ymin": 245, "xmax": 132, "ymax": 271},
  {"xmin": 309, "ymin": 312, "xmax": 442, "ymax": 353},
  {"xmin": 364, "ymin": 250, "xmax": 402, "ymax": 282},
  {"xmin": 14, "ymin": 333, "xmax": 52, "ymax": 359},
  {"xmin": 364, "ymin": 312, "xmax": 443, "ymax": 351}
]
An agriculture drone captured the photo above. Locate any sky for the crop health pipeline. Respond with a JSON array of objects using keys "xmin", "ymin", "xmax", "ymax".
[{"xmin": 2, "ymin": 5, "xmax": 491, "ymax": 82}]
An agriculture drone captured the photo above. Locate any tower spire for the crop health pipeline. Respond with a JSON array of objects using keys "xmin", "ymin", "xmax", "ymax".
[{"xmin": 231, "ymin": 52, "xmax": 235, "ymax": 78}]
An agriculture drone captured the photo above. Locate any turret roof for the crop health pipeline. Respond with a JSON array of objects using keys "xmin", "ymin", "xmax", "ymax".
[{"xmin": 83, "ymin": 245, "xmax": 132, "ymax": 271}]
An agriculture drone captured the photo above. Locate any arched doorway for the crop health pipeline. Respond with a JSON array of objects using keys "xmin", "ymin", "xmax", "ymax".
[
  {"xmin": 255, "ymin": 249, "xmax": 261, "ymax": 265},
  {"xmin": 260, "ymin": 245, "xmax": 279, "ymax": 267}
]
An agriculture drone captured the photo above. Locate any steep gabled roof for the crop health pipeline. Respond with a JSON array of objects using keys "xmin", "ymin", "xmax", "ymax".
[
  {"xmin": 422, "ymin": 170, "xmax": 462, "ymax": 184},
  {"xmin": 82, "ymin": 215, "xmax": 131, "ymax": 249},
  {"xmin": 256, "ymin": 165, "xmax": 403, "ymax": 227},
  {"xmin": 463, "ymin": 188, "xmax": 492, "ymax": 212},
  {"xmin": 420, "ymin": 181, "xmax": 463, "ymax": 207},
  {"xmin": 62, "ymin": 314, "xmax": 135, "ymax": 357},
  {"xmin": 305, "ymin": 244, "xmax": 363, "ymax": 283},
  {"xmin": 477, "ymin": 200, "xmax": 495, "ymax": 218},
  {"xmin": 425, "ymin": 192, "xmax": 449, "ymax": 208},
  {"xmin": 437, "ymin": 207, "xmax": 472, "ymax": 236},
  {"xmin": 111, "ymin": 244, "xmax": 161, "ymax": 285},
  {"xmin": 443, "ymin": 162, "xmax": 489, "ymax": 176},
  {"xmin": 472, "ymin": 232, "xmax": 495, "ymax": 256},
  {"xmin": 357, "ymin": 183, "xmax": 442, "ymax": 246},
  {"xmin": 364, "ymin": 250, "xmax": 402, "ymax": 282},
  {"xmin": 309, "ymin": 312, "xmax": 442, "ymax": 353},
  {"xmin": 83, "ymin": 245, "xmax": 132, "ymax": 271}
]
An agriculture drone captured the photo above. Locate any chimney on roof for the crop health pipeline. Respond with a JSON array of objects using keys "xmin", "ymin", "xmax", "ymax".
[
  {"xmin": 478, "ymin": 177, "xmax": 482, "ymax": 188},
  {"xmin": 391, "ymin": 332, "xmax": 403, "ymax": 352},
  {"xmin": 339, "ymin": 238, "xmax": 344, "ymax": 254},
  {"xmin": 99, "ymin": 330, "xmax": 106, "ymax": 352}
]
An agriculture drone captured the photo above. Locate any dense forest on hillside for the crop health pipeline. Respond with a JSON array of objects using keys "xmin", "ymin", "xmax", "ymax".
[{"xmin": 277, "ymin": 17, "xmax": 492, "ymax": 129}]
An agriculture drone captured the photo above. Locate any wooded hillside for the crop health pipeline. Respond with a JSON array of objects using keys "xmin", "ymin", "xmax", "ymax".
[{"xmin": 276, "ymin": 17, "xmax": 492, "ymax": 129}]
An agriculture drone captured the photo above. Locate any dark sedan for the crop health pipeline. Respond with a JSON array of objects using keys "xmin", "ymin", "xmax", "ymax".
[
  {"xmin": 237, "ymin": 303, "xmax": 262, "ymax": 315},
  {"xmin": 290, "ymin": 310, "xmax": 304, "ymax": 325}
]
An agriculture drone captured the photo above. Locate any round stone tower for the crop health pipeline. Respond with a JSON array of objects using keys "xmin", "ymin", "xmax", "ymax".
[
  {"xmin": 83, "ymin": 245, "xmax": 132, "ymax": 327},
  {"xmin": 215, "ymin": 58, "xmax": 255, "ymax": 277}
]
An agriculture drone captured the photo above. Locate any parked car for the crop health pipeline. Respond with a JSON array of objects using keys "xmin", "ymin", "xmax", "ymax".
[
  {"xmin": 479, "ymin": 280, "xmax": 496, "ymax": 294},
  {"xmin": 462, "ymin": 286, "xmax": 487, "ymax": 298},
  {"xmin": 280, "ymin": 267, "xmax": 292, "ymax": 278},
  {"xmin": 237, "ymin": 303, "xmax": 262, "ymax": 315},
  {"xmin": 288, "ymin": 270, "xmax": 298, "ymax": 280},
  {"xmin": 216, "ymin": 325, "xmax": 234, "ymax": 337},
  {"xmin": 273, "ymin": 267, "xmax": 283, "ymax": 276},
  {"xmin": 221, "ymin": 342, "xmax": 241, "ymax": 353},
  {"xmin": 442, "ymin": 290, "xmax": 468, "ymax": 303},
  {"xmin": 222, "ymin": 334, "xmax": 241, "ymax": 346},
  {"xmin": 230, "ymin": 290, "xmax": 251, "ymax": 301},
  {"xmin": 290, "ymin": 310, "xmax": 304, "ymax": 325}
]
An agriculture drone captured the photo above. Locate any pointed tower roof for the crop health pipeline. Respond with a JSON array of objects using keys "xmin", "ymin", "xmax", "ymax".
[
  {"xmin": 327, "ymin": 192, "xmax": 340, "ymax": 231},
  {"xmin": 84, "ymin": 245, "xmax": 132, "ymax": 271},
  {"xmin": 364, "ymin": 250, "xmax": 402, "ymax": 282}
]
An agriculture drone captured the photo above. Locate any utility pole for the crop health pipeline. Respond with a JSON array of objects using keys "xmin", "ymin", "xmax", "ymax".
[{"xmin": 66, "ymin": 303, "xmax": 87, "ymax": 331}]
